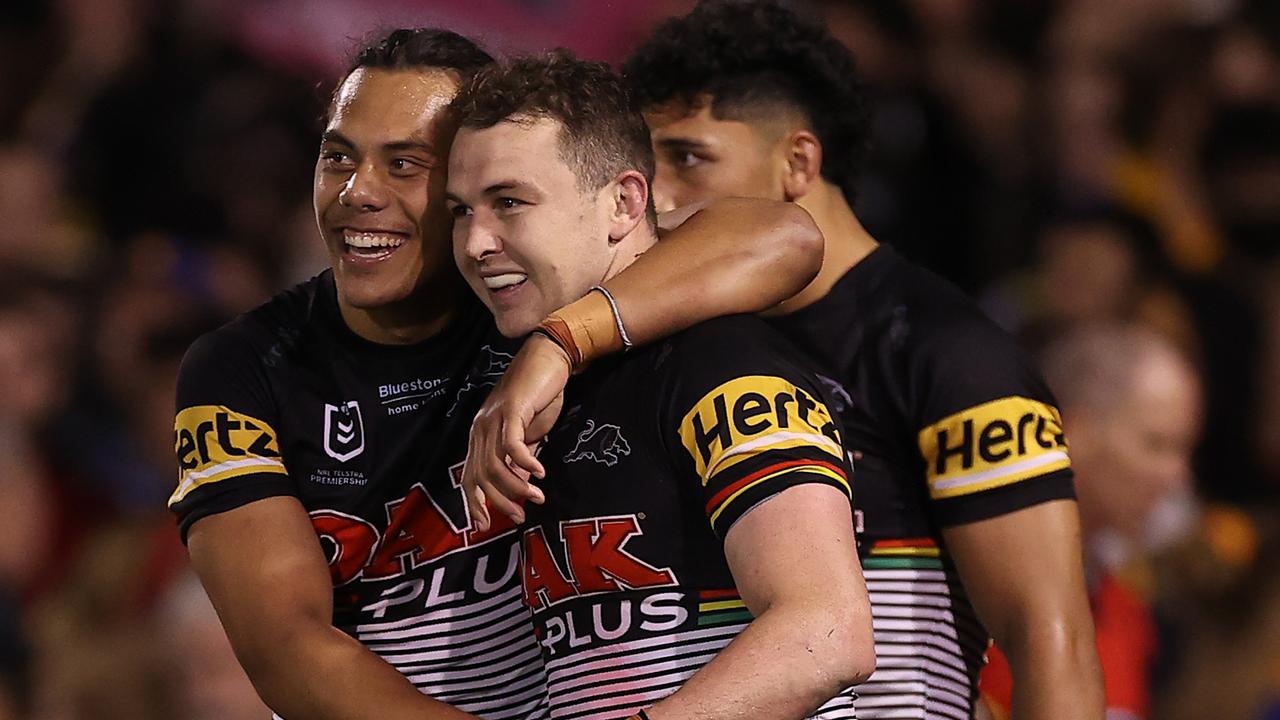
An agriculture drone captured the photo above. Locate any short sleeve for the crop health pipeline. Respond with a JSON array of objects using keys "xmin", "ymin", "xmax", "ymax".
[
  {"xmin": 908, "ymin": 310, "xmax": 1075, "ymax": 525},
  {"xmin": 658, "ymin": 317, "xmax": 852, "ymax": 539},
  {"xmin": 169, "ymin": 324, "xmax": 295, "ymax": 541}
]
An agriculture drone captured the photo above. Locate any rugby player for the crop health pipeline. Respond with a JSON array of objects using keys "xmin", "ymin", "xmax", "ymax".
[
  {"xmin": 445, "ymin": 51, "xmax": 875, "ymax": 719},
  {"xmin": 467, "ymin": 2, "xmax": 1105, "ymax": 718},
  {"xmin": 169, "ymin": 28, "xmax": 827, "ymax": 720}
]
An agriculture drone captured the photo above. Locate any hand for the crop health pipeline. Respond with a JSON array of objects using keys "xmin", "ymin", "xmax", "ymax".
[{"xmin": 463, "ymin": 333, "xmax": 570, "ymax": 531}]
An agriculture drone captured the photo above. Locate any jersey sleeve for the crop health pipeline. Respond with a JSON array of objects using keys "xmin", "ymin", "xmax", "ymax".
[
  {"xmin": 658, "ymin": 317, "xmax": 853, "ymax": 540},
  {"xmin": 908, "ymin": 307, "xmax": 1075, "ymax": 526},
  {"xmin": 169, "ymin": 324, "xmax": 295, "ymax": 541}
]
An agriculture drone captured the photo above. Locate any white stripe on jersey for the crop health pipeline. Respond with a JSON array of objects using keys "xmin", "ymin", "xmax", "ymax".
[
  {"xmin": 348, "ymin": 545, "xmax": 548, "ymax": 720},
  {"xmin": 838, "ymin": 567, "xmax": 986, "ymax": 720},
  {"xmin": 543, "ymin": 621, "xmax": 858, "ymax": 720}
]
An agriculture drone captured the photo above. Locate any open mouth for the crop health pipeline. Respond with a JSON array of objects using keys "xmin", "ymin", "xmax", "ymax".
[
  {"xmin": 482, "ymin": 272, "xmax": 528, "ymax": 296},
  {"xmin": 343, "ymin": 230, "xmax": 406, "ymax": 262}
]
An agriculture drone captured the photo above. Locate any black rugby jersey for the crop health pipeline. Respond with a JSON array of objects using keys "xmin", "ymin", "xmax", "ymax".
[
  {"xmin": 169, "ymin": 271, "xmax": 547, "ymax": 719},
  {"xmin": 770, "ymin": 245, "xmax": 1075, "ymax": 720},
  {"xmin": 523, "ymin": 315, "xmax": 856, "ymax": 720}
]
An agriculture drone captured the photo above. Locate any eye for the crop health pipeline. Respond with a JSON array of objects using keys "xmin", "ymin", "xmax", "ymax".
[
  {"xmin": 496, "ymin": 197, "xmax": 526, "ymax": 210},
  {"xmin": 675, "ymin": 151, "xmax": 706, "ymax": 169},
  {"xmin": 449, "ymin": 203, "xmax": 472, "ymax": 219},
  {"xmin": 320, "ymin": 150, "xmax": 353, "ymax": 169},
  {"xmin": 390, "ymin": 157, "xmax": 428, "ymax": 176}
]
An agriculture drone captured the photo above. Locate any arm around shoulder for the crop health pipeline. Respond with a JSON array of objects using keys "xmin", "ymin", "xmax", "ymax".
[
  {"xmin": 609, "ymin": 198, "xmax": 823, "ymax": 343},
  {"xmin": 187, "ymin": 497, "xmax": 477, "ymax": 720}
]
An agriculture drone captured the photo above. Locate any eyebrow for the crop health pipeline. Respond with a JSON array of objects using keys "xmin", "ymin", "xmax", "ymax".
[
  {"xmin": 656, "ymin": 137, "xmax": 713, "ymax": 152},
  {"xmin": 320, "ymin": 131, "xmax": 435, "ymax": 155},
  {"xmin": 482, "ymin": 181, "xmax": 523, "ymax": 195}
]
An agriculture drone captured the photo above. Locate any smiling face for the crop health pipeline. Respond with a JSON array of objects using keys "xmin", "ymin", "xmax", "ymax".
[
  {"xmin": 644, "ymin": 99, "xmax": 788, "ymax": 212},
  {"xmin": 313, "ymin": 67, "xmax": 460, "ymax": 327},
  {"xmin": 446, "ymin": 117, "xmax": 618, "ymax": 337}
]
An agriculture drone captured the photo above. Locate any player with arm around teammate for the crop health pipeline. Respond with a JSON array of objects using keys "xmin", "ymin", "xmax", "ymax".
[
  {"xmin": 445, "ymin": 50, "xmax": 874, "ymax": 720},
  {"xmin": 170, "ymin": 27, "xmax": 827, "ymax": 720},
  {"xmin": 468, "ymin": 3, "xmax": 1104, "ymax": 719}
]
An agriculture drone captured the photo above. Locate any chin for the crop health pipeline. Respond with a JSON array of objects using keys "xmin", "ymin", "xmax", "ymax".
[
  {"xmin": 336, "ymin": 275, "xmax": 415, "ymax": 310},
  {"xmin": 493, "ymin": 312, "xmax": 540, "ymax": 339}
]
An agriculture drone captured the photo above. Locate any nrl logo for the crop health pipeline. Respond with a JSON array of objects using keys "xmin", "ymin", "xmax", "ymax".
[
  {"xmin": 563, "ymin": 419, "xmax": 631, "ymax": 467},
  {"xmin": 324, "ymin": 400, "xmax": 365, "ymax": 462}
]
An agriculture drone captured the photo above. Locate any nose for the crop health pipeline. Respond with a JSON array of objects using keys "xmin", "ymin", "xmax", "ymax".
[
  {"xmin": 458, "ymin": 212, "xmax": 502, "ymax": 263},
  {"xmin": 339, "ymin": 162, "xmax": 389, "ymax": 211},
  {"xmin": 651, "ymin": 174, "xmax": 678, "ymax": 214}
]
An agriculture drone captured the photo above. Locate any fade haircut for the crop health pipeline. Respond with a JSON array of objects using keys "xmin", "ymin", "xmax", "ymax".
[
  {"xmin": 450, "ymin": 50, "xmax": 657, "ymax": 205},
  {"xmin": 328, "ymin": 28, "xmax": 494, "ymax": 115},
  {"xmin": 622, "ymin": 0, "xmax": 871, "ymax": 204},
  {"xmin": 346, "ymin": 28, "xmax": 493, "ymax": 78}
]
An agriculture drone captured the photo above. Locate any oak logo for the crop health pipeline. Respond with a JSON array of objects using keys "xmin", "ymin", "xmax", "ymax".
[
  {"xmin": 678, "ymin": 375, "xmax": 843, "ymax": 482},
  {"xmin": 522, "ymin": 515, "xmax": 678, "ymax": 611},
  {"xmin": 324, "ymin": 400, "xmax": 365, "ymax": 462},
  {"xmin": 919, "ymin": 396, "xmax": 1070, "ymax": 499},
  {"xmin": 170, "ymin": 405, "xmax": 286, "ymax": 506},
  {"xmin": 563, "ymin": 420, "xmax": 631, "ymax": 467},
  {"xmin": 311, "ymin": 463, "xmax": 517, "ymax": 586}
]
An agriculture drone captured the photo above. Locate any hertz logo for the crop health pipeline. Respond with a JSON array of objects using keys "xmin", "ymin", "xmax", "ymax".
[
  {"xmin": 678, "ymin": 375, "xmax": 843, "ymax": 482},
  {"xmin": 170, "ymin": 405, "xmax": 288, "ymax": 506},
  {"xmin": 918, "ymin": 396, "xmax": 1070, "ymax": 499}
]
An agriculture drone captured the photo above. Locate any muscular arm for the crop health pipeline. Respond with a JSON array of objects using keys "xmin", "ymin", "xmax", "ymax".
[
  {"xmin": 647, "ymin": 485, "xmax": 875, "ymax": 720},
  {"xmin": 610, "ymin": 197, "xmax": 823, "ymax": 341},
  {"xmin": 187, "ymin": 497, "xmax": 477, "ymax": 720},
  {"xmin": 942, "ymin": 500, "xmax": 1104, "ymax": 720}
]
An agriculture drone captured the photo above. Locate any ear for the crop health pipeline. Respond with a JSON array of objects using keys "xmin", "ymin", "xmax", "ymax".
[
  {"xmin": 608, "ymin": 170, "xmax": 651, "ymax": 242},
  {"xmin": 780, "ymin": 130, "xmax": 823, "ymax": 202}
]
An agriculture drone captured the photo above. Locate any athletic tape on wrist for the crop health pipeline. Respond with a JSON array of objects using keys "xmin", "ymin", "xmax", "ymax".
[
  {"xmin": 538, "ymin": 289, "xmax": 622, "ymax": 372},
  {"xmin": 533, "ymin": 318, "xmax": 583, "ymax": 369}
]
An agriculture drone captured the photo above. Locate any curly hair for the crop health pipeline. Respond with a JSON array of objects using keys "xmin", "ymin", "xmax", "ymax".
[
  {"xmin": 622, "ymin": 0, "xmax": 870, "ymax": 203},
  {"xmin": 451, "ymin": 50, "xmax": 655, "ymax": 197}
]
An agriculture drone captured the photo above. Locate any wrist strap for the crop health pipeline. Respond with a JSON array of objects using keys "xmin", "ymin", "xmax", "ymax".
[
  {"xmin": 536, "ymin": 288, "xmax": 624, "ymax": 373},
  {"xmin": 532, "ymin": 319, "xmax": 583, "ymax": 369},
  {"xmin": 590, "ymin": 284, "xmax": 634, "ymax": 351}
]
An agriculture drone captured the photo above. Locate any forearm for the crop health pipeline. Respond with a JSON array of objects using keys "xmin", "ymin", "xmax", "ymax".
[
  {"xmin": 1004, "ymin": 620, "xmax": 1104, "ymax": 720},
  {"xmin": 648, "ymin": 602, "xmax": 872, "ymax": 720},
  {"xmin": 607, "ymin": 198, "xmax": 821, "ymax": 344},
  {"xmin": 242, "ymin": 618, "xmax": 477, "ymax": 720}
]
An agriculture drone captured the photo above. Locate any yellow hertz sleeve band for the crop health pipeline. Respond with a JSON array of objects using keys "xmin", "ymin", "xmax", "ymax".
[
  {"xmin": 678, "ymin": 375, "xmax": 844, "ymax": 483},
  {"xmin": 170, "ymin": 405, "xmax": 288, "ymax": 507},
  {"xmin": 918, "ymin": 396, "xmax": 1070, "ymax": 500}
]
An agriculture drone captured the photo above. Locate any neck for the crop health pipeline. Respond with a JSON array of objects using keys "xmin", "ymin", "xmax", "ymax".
[
  {"xmin": 600, "ymin": 223, "xmax": 659, "ymax": 283},
  {"xmin": 780, "ymin": 182, "xmax": 878, "ymax": 313},
  {"xmin": 337, "ymin": 275, "xmax": 463, "ymax": 346}
]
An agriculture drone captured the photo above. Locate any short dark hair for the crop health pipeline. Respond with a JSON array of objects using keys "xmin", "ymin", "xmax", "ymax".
[
  {"xmin": 622, "ymin": 0, "xmax": 870, "ymax": 204},
  {"xmin": 450, "ymin": 49, "xmax": 656, "ymax": 198},
  {"xmin": 346, "ymin": 28, "xmax": 493, "ymax": 78}
]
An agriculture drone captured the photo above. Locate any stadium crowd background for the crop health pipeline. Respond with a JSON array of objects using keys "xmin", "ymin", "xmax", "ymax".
[{"xmin": 0, "ymin": 0, "xmax": 1276, "ymax": 718}]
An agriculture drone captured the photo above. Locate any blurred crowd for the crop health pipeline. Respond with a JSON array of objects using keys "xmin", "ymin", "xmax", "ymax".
[{"xmin": 0, "ymin": 0, "xmax": 1275, "ymax": 718}]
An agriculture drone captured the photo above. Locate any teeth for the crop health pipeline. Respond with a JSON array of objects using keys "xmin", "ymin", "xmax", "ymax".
[
  {"xmin": 344, "ymin": 231, "xmax": 405, "ymax": 249},
  {"xmin": 483, "ymin": 273, "xmax": 527, "ymax": 290}
]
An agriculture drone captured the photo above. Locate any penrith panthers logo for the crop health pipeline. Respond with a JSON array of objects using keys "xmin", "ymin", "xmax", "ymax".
[
  {"xmin": 324, "ymin": 400, "xmax": 365, "ymax": 462},
  {"xmin": 563, "ymin": 420, "xmax": 631, "ymax": 467},
  {"xmin": 448, "ymin": 345, "xmax": 515, "ymax": 417}
]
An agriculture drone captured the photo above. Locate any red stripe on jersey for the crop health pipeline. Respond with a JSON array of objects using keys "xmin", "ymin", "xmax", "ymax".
[
  {"xmin": 873, "ymin": 538, "xmax": 937, "ymax": 549},
  {"xmin": 704, "ymin": 459, "xmax": 847, "ymax": 517}
]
